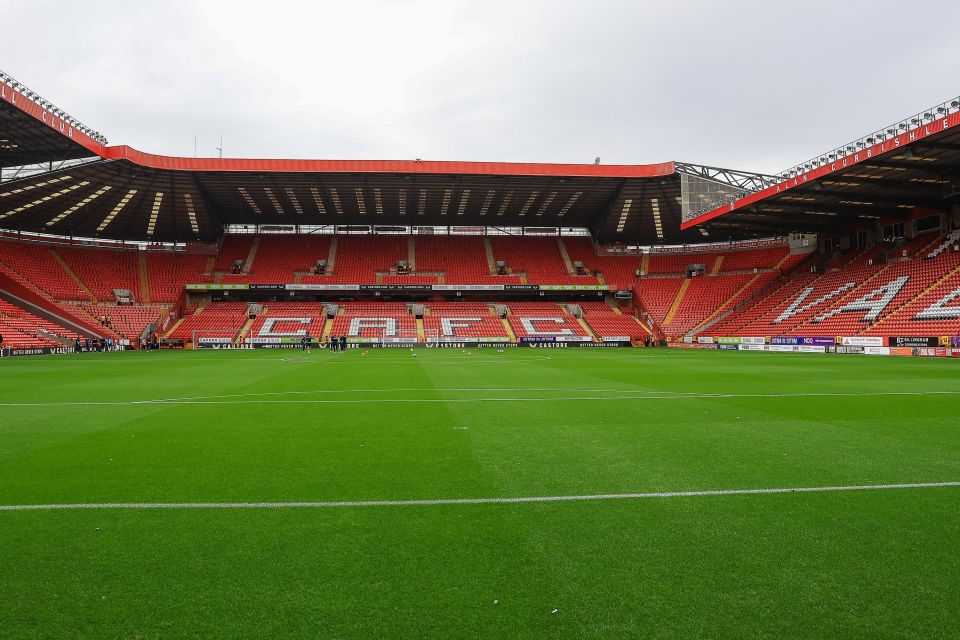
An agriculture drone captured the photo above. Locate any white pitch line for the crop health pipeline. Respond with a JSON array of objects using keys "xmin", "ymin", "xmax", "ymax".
[
  {"xmin": 1, "ymin": 481, "xmax": 958, "ymax": 511},
  {"xmin": 0, "ymin": 389, "xmax": 958, "ymax": 408}
]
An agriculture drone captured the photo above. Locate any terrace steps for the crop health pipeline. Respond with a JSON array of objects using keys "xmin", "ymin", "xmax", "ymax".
[
  {"xmin": 501, "ymin": 317, "xmax": 516, "ymax": 342},
  {"xmin": 49, "ymin": 248, "xmax": 97, "ymax": 303},
  {"xmin": 326, "ymin": 236, "xmax": 338, "ymax": 273},
  {"xmin": 663, "ymin": 278, "xmax": 691, "ymax": 325},
  {"xmin": 243, "ymin": 236, "xmax": 260, "ymax": 273},
  {"xmin": 557, "ymin": 238, "xmax": 575, "ymax": 275},
  {"xmin": 577, "ymin": 317, "xmax": 597, "ymax": 341},
  {"xmin": 710, "ymin": 255, "xmax": 724, "ymax": 275},
  {"xmin": 688, "ymin": 273, "xmax": 761, "ymax": 335},
  {"xmin": 138, "ymin": 252, "xmax": 151, "ymax": 304},
  {"xmin": 235, "ymin": 316, "xmax": 256, "ymax": 344},
  {"xmin": 483, "ymin": 237, "xmax": 496, "ymax": 274}
]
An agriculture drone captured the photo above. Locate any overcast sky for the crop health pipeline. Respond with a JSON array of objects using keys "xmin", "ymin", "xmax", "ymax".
[{"xmin": 6, "ymin": 0, "xmax": 960, "ymax": 173}]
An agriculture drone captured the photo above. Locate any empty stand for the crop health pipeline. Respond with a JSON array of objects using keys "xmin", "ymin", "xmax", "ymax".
[
  {"xmin": 507, "ymin": 302, "xmax": 591, "ymax": 339},
  {"xmin": 423, "ymin": 302, "xmax": 510, "ymax": 339},
  {"xmin": 0, "ymin": 298, "xmax": 80, "ymax": 347},
  {"xmin": 167, "ymin": 302, "xmax": 248, "ymax": 342},
  {"xmin": 328, "ymin": 302, "xmax": 417, "ymax": 340}
]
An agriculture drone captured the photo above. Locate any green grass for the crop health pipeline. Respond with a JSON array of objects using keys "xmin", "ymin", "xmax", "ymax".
[{"xmin": 1, "ymin": 348, "xmax": 958, "ymax": 638}]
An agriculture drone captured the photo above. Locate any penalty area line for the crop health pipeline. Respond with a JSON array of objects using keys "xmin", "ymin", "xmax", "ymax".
[{"xmin": 1, "ymin": 481, "xmax": 958, "ymax": 511}]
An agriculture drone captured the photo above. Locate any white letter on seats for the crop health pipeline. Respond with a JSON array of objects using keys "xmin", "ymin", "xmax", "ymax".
[
  {"xmin": 913, "ymin": 285, "xmax": 960, "ymax": 320},
  {"xmin": 520, "ymin": 317, "xmax": 574, "ymax": 336},
  {"xmin": 441, "ymin": 317, "xmax": 481, "ymax": 336},
  {"xmin": 774, "ymin": 283, "xmax": 857, "ymax": 324},
  {"xmin": 348, "ymin": 317, "xmax": 397, "ymax": 337},
  {"xmin": 812, "ymin": 276, "xmax": 909, "ymax": 323}
]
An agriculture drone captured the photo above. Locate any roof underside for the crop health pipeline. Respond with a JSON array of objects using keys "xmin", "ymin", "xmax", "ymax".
[
  {"xmin": 0, "ymin": 98, "xmax": 97, "ymax": 167},
  {"xmin": 685, "ymin": 113, "xmax": 960, "ymax": 236},
  {"xmin": 0, "ymin": 158, "xmax": 714, "ymax": 243}
]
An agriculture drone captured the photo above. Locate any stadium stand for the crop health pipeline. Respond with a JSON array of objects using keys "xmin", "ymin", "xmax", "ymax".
[
  {"xmin": 331, "ymin": 236, "xmax": 406, "ymax": 283},
  {"xmin": 74, "ymin": 303, "xmax": 164, "ymax": 341},
  {"xmin": 167, "ymin": 302, "xmax": 248, "ymax": 342},
  {"xmin": 577, "ymin": 301, "xmax": 647, "ymax": 340},
  {"xmin": 145, "ymin": 251, "xmax": 209, "ymax": 302},
  {"xmin": 213, "ymin": 235, "xmax": 256, "ymax": 274},
  {"xmin": 422, "ymin": 302, "xmax": 511, "ymax": 340},
  {"xmin": 0, "ymin": 298, "xmax": 79, "ymax": 347},
  {"xmin": 708, "ymin": 233, "xmax": 960, "ymax": 338},
  {"xmin": 233, "ymin": 235, "xmax": 332, "ymax": 283},
  {"xmin": 328, "ymin": 302, "xmax": 418, "ymax": 341},
  {"xmin": 243, "ymin": 302, "xmax": 327, "ymax": 341},
  {"xmin": 0, "ymin": 239, "xmax": 88, "ymax": 300},
  {"xmin": 507, "ymin": 302, "xmax": 592, "ymax": 339}
]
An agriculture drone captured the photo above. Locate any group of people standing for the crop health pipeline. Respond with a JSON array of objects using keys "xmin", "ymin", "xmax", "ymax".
[
  {"xmin": 74, "ymin": 337, "xmax": 121, "ymax": 352},
  {"xmin": 299, "ymin": 334, "xmax": 349, "ymax": 352}
]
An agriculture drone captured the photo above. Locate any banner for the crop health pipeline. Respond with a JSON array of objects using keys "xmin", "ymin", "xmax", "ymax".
[
  {"xmin": 716, "ymin": 337, "xmax": 742, "ymax": 344},
  {"xmin": 915, "ymin": 347, "xmax": 948, "ymax": 357},
  {"xmin": 864, "ymin": 347, "xmax": 891, "ymax": 356},
  {"xmin": 840, "ymin": 336, "xmax": 884, "ymax": 347},
  {"xmin": 1, "ymin": 346, "xmax": 75, "ymax": 357},
  {"xmin": 427, "ymin": 337, "xmax": 511, "ymax": 343},
  {"xmin": 697, "ymin": 336, "xmax": 715, "ymax": 344},
  {"xmin": 772, "ymin": 336, "xmax": 834, "ymax": 346},
  {"xmin": 186, "ymin": 283, "xmax": 250, "ymax": 291},
  {"xmin": 950, "ymin": 337, "xmax": 960, "ymax": 348},
  {"xmin": 741, "ymin": 337, "xmax": 766, "ymax": 345},
  {"xmin": 836, "ymin": 346, "xmax": 865, "ymax": 354},
  {"xmin": 717, "ymin": 344, "xmax": 740, "ymax": 350},
  {"xmin": 890, "ymin": 336, "xmax": 939, "ymax": 348},
  {"xmin": 197, "ymin": 337, "xmax": 233, "ymax": 344}
]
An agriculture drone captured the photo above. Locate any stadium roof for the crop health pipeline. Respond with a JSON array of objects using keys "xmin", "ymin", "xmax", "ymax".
[
  {"xmin": 5, "ymin": 69, "xmax": 957, "ymax": 245},
  {"xmin": 683, "ymin": 102, "xmax": 960, "ymax": 236}
]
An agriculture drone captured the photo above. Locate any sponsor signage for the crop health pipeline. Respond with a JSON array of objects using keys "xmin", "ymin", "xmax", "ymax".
[
  {"xmin": 952, "ymin": 337, "xmax": 960, "ymax": 348},
  {"xmin": 840, "ymin": 336, "xmax": 884, "ymax": 347},
  {"xmin": 741, "ymin": 337, "xmax": 766, "ymax": 345},
  {"xmin": 697, "ymin": 336, "xmax": 715, "ymax": 344},
  {"xmin": 716, "ymin": 337, "xmax": 742, "ymax": 344},
  {"xmin": 197, "ymin": 337, "xmax": 233, "ymax": 344},
  {"xmin": 286, "ymin": 284, "xmax": 360, "ymax": 291},
  {"xmin": 915, "ymin": 347, "xmax": 948, "ymax": 357},
  {"xmin": 864, "ymin": 346, "xmax": 891, "ymax": 356},
  {"xmin": 427, "ymin": 342, "xmax": 517, "ymax": 348},
  {"xmin": 432, "ymin": 284, "xmax": 505, "ymax": 291},
  {"xmin": 186, "ymin": 283, "xmax": 250, "ymax": 291},
  {"xmin": 1, "ymin": 346, "xmax": 75, "ymax": 357},
  {"xmin": 836, "ymin": 346, "xmax": 865, "ymax": 354},
  {"xmin": 538, "ymin": 284, "xmax": 611, "ymax": 291},
  {"xmin": 360, "ymin": 284, "xmax": 433, "ymax": 291},
  {"xmin": 185, "ymin": 282, "xmax": 610, "ymax": 293},
  {"xmin": 717, "ymin": 344, "xmax": 740, "ymax": 350},
  {"xmin": 601, "ymin": 336, "xmax": 631, "ymax": 342},
  {"xmin": 427, "ymin": 337, "xmax": 511, "ymax": 344},
  {"xmin": 771, "ymin": 336, "xmax": 834, "ymax": 346},
  {"xmin": 890, "ymin": 336, "xmax": 940, "ymax": 348}
]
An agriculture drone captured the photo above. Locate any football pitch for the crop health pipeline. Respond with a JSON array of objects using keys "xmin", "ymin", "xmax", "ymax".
[{"xmin": 1, "ymin": 348, "xmax": 958, "ymax": 638}]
